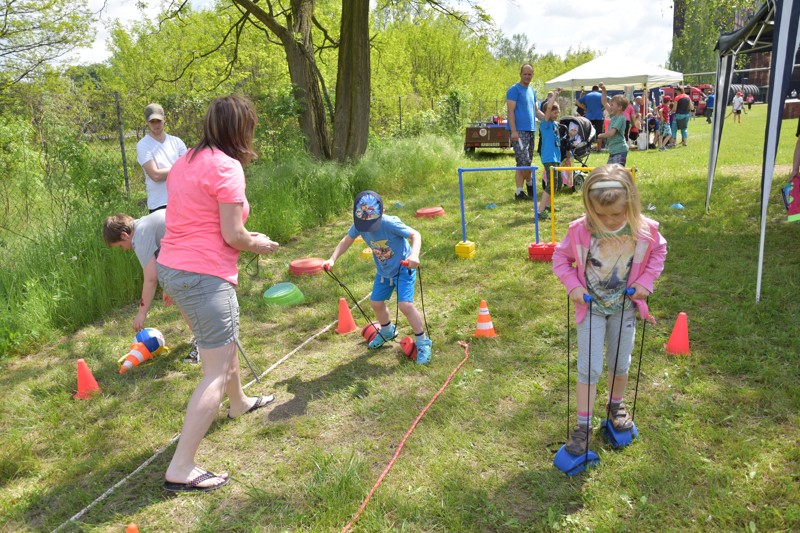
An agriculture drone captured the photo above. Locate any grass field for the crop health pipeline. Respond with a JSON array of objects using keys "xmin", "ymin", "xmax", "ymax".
[{"xmin": 1, "ymin": 106, "xmax": 799, "ymax": 532}]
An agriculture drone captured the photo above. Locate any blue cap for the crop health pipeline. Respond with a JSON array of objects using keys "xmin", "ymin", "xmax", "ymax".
[{"xmin": 353, "ymin": 190, "xmax": 383, "ymax": 232}]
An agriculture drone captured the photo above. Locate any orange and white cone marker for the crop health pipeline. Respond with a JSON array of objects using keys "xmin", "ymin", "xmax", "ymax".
[{"xmin": 474, "ymin": 299, "xmax": 497, "ymax": 338}]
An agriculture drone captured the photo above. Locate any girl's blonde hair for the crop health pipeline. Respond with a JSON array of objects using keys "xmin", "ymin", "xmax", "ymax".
[{"xmin": 582, "ymin": 164, "xmax": 648, "ymax": 238}]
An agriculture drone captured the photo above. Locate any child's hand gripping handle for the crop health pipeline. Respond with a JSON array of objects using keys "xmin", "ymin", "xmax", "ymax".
[{"xmin": 400, "ymin": 260, "xmax": 412, "ymax": 275}]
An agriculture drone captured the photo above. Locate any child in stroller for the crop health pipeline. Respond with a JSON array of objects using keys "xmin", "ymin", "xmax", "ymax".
[{"xmin": 558, "ymin": 115, "xmax": 597, "ymax": 192}]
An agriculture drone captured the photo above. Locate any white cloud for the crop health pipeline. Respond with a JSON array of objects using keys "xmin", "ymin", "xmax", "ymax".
[
  {"xmin": 479, "ymin": 0, "xmax": 674, "ymax": 67},
  {"xmin": 74, "ymin": 0, "xmax": 674, "ymax": 69}
]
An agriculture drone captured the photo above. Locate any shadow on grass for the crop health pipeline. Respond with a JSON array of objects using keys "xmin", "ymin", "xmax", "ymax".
[
  {"xmin": 269, "ymin": 347, "xmax": 401, "ymax": 421},
  {"xmin": 464, "ymin": 150, "xmax": 514, "ymax": 162}
]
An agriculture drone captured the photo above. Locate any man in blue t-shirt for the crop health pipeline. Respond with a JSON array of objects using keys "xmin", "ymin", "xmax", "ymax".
[
  {"xmin": 507, "ymin": 64, "xmax": 546, "ymax": 201},
  {"xmin": 577, "ymin": 85, "xmax": 606, "ymax": 149}
]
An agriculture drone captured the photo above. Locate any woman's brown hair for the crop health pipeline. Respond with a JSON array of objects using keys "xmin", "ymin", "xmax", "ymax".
[{"xmin": 190, "ymin": 95, "xmax": 258, "ymax": 166}]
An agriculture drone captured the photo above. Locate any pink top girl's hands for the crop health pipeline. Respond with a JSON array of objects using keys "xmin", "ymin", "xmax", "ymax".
[
  {"xmin": 250, "ymin": 233, "xmax": 279, "ymax": 254},
  {"xmin": 569, "ymin": 286, "xmax": 589, "ymax": 306}
]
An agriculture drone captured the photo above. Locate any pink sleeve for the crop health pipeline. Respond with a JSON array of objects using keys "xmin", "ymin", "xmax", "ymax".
[
  {"xmin": 213, "ymin": 158, "xmax": 246, "ymax": 204},
  {"xmin": 552, "ymin": 231, "xmax": 583, "ymax": 295},
  {"xmin": 636, "ymin": 227, "xmax": 667, "ymax": 293}
]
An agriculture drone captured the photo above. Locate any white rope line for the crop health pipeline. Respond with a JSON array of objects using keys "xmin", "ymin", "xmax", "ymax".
[
  {"xmin": 53, "ymin": 211, "xmax": 481, "ymax": 532},
  {"xmin": 53, "ymin": 295, "xmax": 370, "ymax": 533}
]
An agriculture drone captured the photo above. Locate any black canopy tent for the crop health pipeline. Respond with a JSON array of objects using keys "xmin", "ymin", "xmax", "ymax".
[{"xmin": 705, "ymin": 0, "xmax": 800, "ymax": 302}]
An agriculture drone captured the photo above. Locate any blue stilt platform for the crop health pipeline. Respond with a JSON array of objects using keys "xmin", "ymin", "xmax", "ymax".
[
  {"xmin": 553, "ymin": 445, "xmax": 600, "ymax": 476},
  {"xmin": 601, "ymin": 419, "xmax": 638, "ymax": 448}
]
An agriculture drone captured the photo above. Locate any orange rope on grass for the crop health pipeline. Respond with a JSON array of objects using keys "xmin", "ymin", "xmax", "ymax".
[{"xmin": 340, "ymin": 341, "xmax": 471, "ymax": 533}]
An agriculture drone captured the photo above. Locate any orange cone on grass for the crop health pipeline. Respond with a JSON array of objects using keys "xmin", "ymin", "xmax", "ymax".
[
  {"xmin": 336, "ymin": 298, "xmax": 359, "ymax": 334},
  {"xmin": 125, "ymin": 525, "xmax": 140, "ymax": 533},
  {"xmin": 474, "ymin": 300, "xmax": 497, "ymax": 338},
  {"xmin": 73, "ymin": 358, "xmax": 101, "ymax": 399},
  {"xmin": 664, "ymin": 312, "xmax": 690, "ymax": 355}
]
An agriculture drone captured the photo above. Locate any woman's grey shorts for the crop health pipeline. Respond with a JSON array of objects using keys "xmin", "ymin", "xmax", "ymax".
[{"xmin": 157, "ymin": 264, "xmax": 239, "ymax": 349}]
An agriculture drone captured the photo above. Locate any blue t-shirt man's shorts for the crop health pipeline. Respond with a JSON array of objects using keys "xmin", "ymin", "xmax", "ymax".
[
  {"xmin": 507, "ymin": 83, "xmax": 538, "ymax": 168},
  {"xmin": 348, "ymin": 214, "xmax": 417, "ymax": 302}
]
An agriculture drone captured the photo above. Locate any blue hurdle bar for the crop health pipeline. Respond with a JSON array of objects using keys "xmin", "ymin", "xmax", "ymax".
[{"xmin": 457, "ymin": 166, "xmax": 539, "ymax": 243}]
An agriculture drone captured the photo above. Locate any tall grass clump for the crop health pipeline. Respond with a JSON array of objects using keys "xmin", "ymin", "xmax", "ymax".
[
  {"xmin": 0, "ymin": 208, "xmax": 141, "ymax": 358},
  {"xmin": 2, "ymin": 135, "xmax": 462, "ymax": 358},
  {"xmin": 246, "ymin": 136, "xmax": 461, "ymax": 242}
]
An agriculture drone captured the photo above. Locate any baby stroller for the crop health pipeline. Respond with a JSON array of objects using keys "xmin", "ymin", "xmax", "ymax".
[{"xmin": 558, "ymin": 116, "xmax": 597, "ymax": 192}]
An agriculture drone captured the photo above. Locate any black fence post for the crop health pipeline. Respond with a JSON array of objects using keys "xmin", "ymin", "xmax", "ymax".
[{"xmin": 114, "ymin": 91, "xmax": 130, "ymax": 197}]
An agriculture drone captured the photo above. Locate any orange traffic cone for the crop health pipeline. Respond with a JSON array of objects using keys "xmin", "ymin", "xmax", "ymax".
[
  {"xmin": 474, "ymin": 300, "xmax": 497, "ymax": 338},
  {"xmin": 664, "ymin": 312, "xmax": 690, "ymax": 355},
  {"xmin": 74, "ymin": 358, "xmax": 101, "ymax": 399},
  {"xmin": 336, "ymin": 298, "xmax": 358, "ymax": 334}
]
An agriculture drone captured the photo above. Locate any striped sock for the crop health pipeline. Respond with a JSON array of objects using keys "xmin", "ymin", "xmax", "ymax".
[
  {"xmin": 577, "ymin": 411, "xmax": 592, "ymax": 427},
  {"xmin": 610, "ymin": 396, "xmax": 623, "ymax": 406}
]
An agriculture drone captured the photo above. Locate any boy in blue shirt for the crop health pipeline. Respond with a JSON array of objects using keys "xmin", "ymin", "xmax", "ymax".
[
  {"xmin": 323, "ymin": 191, "xmax": 431, "ymax": 364},
  {"xmin": 536, "ymin": 101, "xmax": 562, "ymax": 219}
]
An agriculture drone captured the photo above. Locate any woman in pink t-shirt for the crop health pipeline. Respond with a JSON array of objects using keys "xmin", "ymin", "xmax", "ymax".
[{"xmin": 157, "ymin": 96, "xmax": 279, "ymax": 493}]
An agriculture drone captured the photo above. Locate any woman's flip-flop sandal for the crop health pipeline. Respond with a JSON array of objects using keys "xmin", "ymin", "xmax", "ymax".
[
  {"xmin": 227, "ymin": 394, "xmax": 275, "ymax": 419},
  {"xmin": 163, "ymin": 470, "xmax": 229, "ymax": 492}
]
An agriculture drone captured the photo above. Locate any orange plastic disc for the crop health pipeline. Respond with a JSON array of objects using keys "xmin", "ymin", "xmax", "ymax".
[
  {"xmin": 415, "ymin": 206, "xmax": 445, "ymax": 218},
  {"xmin": 289, "ymin": 257, "xmax": 325, "ymax": 276}
]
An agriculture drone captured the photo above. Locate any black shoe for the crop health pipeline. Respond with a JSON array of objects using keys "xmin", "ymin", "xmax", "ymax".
[
  {"xmin": 514, "ymin": 191, "xmax": 528, "ymax": 201},
  {"xmin": 183, "ymin": 339, "xmax": 200, "ymax": 364},
  {"xmin": 526, "ymin": 183, "xmax": 534, "ymax": 197}
]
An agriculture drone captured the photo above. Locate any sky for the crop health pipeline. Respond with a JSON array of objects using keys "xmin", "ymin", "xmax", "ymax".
[{"xmin": 75, "ymin": 0, "xmax": 675, "ymax": 67}]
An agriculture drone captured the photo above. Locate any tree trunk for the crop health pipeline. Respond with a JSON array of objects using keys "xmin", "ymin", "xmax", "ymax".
[
  {"xmin": 284, "ymin": 40, "xmax": 332, "ymax": 159},
  {"xmin": 234, "ymin": 0, "xmax": 332, "ymax": 159},
  {"xmin": 332, "ymin": 0, "xmax": 371, "ymax": 161}
]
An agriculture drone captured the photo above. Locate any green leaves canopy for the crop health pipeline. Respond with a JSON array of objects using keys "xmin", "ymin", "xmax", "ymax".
[{"xmin": 0, "ymin": 0, "xmax": 95, "ymax": 86}]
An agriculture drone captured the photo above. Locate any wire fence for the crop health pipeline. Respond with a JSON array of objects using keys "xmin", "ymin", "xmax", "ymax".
[{"xmin": 0, "ymin": 90, "xmax": 571, "ymax": 268}]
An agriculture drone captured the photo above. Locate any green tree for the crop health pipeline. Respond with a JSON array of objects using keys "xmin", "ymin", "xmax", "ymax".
[
  {"xmin": 494, "ymin": 33, "xmax": 536, "ymax": 66},
  {"xmin": 0, "ymin": 0, "xmax": 94, "ymax": 88},
  {"xmin": 668, "ymin": 0, "xmax": 759, "ymax": 77},
  {"xmin": 154, "ymin": 0, "xmax": 488, "ymax": 160}
]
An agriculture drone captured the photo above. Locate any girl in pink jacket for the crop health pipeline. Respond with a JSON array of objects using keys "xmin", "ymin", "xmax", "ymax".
[{"xmin": 553, "ymin": 164, "xmax": 666, "ymax": 456}]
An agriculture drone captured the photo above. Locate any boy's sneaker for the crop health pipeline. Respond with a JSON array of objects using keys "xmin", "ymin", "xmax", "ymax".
[
  {"xmin": 415, "ymin": 338, "xmax": 432, "ymax": 365},
  {"xmin": 535, "ymin": 209, "xmax": 549, "ymax": 220},
  {"xmin": 183, "ymin": 339, "xmax": 200, "ymax": 364},
  {"xmin": 607, "ymin": 401, "xmax": 633, "ymax": 431},
  {"xmin": 514, "ymin": 191, "xmax": 528, "ymax": 201},
  {"xmin": 565, "ymin": 424, "xmax": 591, "ymax": 456},
  {"xmin": 368, "ymin": 324, "xmax": 397, "ymax": 349},
  {"xmin": 526, "ymin": 183, "xmax": 534, "ymax": 198}
]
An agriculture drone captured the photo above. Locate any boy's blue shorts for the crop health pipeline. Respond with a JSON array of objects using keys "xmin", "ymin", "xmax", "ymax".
[{"xmin": 371, "ymin": 267, "xmax": 416, "ymax": 302}]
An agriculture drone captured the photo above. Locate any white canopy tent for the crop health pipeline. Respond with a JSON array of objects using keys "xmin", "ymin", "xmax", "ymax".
[{"xmin": 544, "ymin": 54, "xmax": 684, "ymax": 90}]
